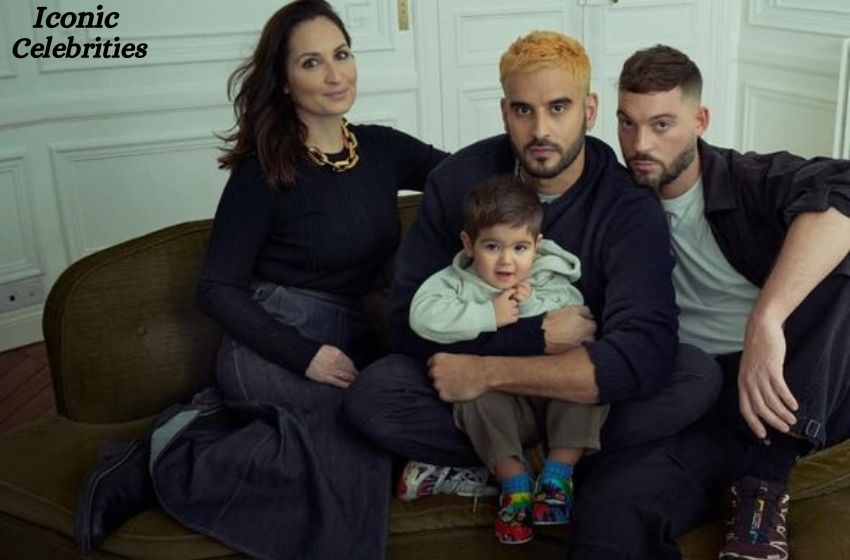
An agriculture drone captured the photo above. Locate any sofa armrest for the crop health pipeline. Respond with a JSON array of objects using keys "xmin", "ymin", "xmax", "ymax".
[{"xmin": 43, "ymin": 221, "xmax": 220, "ymax": 423}]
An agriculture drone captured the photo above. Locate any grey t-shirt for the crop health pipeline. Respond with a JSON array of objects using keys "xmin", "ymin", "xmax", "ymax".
[{"xmin": 662, "ymin": 178, "xmax": 760, "ymax": 355}]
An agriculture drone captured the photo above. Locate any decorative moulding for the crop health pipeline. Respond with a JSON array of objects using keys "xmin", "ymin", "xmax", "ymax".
[
  {"xmin": 0, "ymin": 150, "xmax": 44, "ymax": 281},
  {"xmin": 748, "ymin": 0, "xmax": 850, "ymax": 36}
]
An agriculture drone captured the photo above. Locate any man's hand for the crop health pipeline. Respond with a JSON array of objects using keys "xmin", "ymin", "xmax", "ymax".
[
  {"xmin": 512, "ymin": 282, "xmax": 532, "ymax": 303},
  {"xmin": 493, "ymin": 288, "xmax": 520, "ymax": 327},
  {"xmin": 305, "ymin": 345, "xmax": 358, "ymax": 389},
  {"xmin": 738, "ymin": 314, "xmax": 798, "ymax": 439},
  {"xmin": 542, "ymin": 305, "xmax": 596, "ymax": 354},
  {"xmin": 428, "ymin": 352, "xmax": 488, "ymax": 402}
]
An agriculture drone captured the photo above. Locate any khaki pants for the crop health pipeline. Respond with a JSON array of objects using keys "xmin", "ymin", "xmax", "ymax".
[{"xmin": 454, "ymin": 393, "xmax": 609, "ymax": 470}]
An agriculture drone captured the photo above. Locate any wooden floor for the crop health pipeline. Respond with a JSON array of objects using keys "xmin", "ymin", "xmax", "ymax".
[{"xmin": 0, "ymin": 342, "xmax": 56, "ymax": 435}]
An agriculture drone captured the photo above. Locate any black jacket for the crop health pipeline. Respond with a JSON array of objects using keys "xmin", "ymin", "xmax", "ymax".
[{"xmin": 700, "ymin": 139, "xmax": 850, "ymax": 286}]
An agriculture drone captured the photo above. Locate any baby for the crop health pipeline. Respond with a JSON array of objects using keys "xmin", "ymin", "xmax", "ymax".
[{"xmin": 410, "ymin": 174, "xmax": 608, "ymax": 545}]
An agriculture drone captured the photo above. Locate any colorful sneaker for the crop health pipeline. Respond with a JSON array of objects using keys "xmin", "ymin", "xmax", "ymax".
[
  {"xmin": 494, "ymin": 492, "xmax": 534, "ymax": 544},
  {"xmin": 396, "ymin": 461, "xmax": 498, "ymax": 502},
  {"xmin": 718, "ymin": 476, "xmax": 790, "ymax": 560},
  {"xmin": 531, "ymin": 475, "xmax": 572, "ymax": 525}
]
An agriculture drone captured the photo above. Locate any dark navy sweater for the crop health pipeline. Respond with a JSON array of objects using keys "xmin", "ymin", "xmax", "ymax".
[
  {"xmin": 198, "ymin": 124, "xmax": 447, "ymax": 373},
  {"xmin": 391, "ymin": 135, "xmax": 678, "ymax": 403}
]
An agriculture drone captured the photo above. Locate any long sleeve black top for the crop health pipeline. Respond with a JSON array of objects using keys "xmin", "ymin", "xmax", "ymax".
[
  {"xmin": 390, "ymin": 134, "xmax": 678, "ymax": 403},
  {"xmin": 198, "ymin": 124, "xmax": 447, "ymax": 373},
  {"xmin": 699, "ymin": 139, "xmax": 850, "ymax": 285}
]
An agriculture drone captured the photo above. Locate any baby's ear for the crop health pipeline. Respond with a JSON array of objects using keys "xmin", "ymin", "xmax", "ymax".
[
  {"xmin": 535, "ymin": 233, "xmax": 542, "ymax": 246},
  {"xmin": 460, "ymin": 231, "xmax": 474, "ymax": 258}
]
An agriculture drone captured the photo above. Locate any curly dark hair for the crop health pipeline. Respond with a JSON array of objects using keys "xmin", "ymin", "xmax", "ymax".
[{"xmin": 217, "ymin": 0, "xmax": 351, "ymax": 189}]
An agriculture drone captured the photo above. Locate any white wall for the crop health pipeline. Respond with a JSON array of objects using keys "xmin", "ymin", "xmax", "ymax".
[
  {"xmin": 0, "ymin": 0, "xmax": 794, "ymax": 352},
  {"xmin": 737, "ymin": 0, "xmax": 850, "ymax": 158},
  {"xmin": 421, "ymin": 0, "xmax": 739, "ymax": 154},
  {"xmin": 1, "ymin": 0, "xmax": 242, "ymax": 349},
  {"xmin": 0, "ymin": 0, "xmax": 429, "ymax": 350},
  {"xmin": 583, "ymin": 0, "xmax": 740, "ymax": 152}
]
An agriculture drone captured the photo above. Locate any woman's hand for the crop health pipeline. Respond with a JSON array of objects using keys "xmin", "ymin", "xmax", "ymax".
[{"xmin": 306, "ymin": 345, "xmax": 358, "ymax": 388}]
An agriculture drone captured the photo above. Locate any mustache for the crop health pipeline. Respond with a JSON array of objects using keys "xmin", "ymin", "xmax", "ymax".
[
  {"xmin": 628, "ymin": 153, "xmax": 663, "ymax": 165},
  {"xmin": 524, "ymin": 139, "xmax": 561, "ymax": 152}
]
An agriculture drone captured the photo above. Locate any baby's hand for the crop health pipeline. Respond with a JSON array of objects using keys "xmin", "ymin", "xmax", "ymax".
[
  {"xmin": 493, "ymin": 288, "xmax": 519, "ymax": 327},
  {"xmin": 512, "ymin": 282, "xmax": 532, "ymax": 303}
]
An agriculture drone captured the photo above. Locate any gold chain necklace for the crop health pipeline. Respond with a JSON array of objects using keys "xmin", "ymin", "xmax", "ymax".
[{"xmin": 305, "ymin": 119, "xmax": 360, "ymax": 172}]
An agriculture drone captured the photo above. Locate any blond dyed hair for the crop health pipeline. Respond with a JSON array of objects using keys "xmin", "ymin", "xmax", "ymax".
[{"xmin": 499, "ymin": 30, "xmax": 591, "ymax": 93}]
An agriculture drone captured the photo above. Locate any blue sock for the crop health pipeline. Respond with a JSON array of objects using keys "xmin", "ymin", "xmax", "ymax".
[
  {"xmin": 501, "ymin": 472, "xmax": 533, "ymax": 493},
  {"xmin": 541, "ymin": 459, "xmax": 573, "ymax": 481}
]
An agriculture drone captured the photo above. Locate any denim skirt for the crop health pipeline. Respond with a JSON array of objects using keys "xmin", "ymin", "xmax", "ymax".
[{"xmin": 151, "ymin": 283, "xmax": 392, "ymax": 560}]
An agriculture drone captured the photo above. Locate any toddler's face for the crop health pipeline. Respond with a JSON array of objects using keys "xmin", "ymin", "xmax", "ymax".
[{"xmin": 462, "ymin": 225, "xmax": 539, "ymax": 289}]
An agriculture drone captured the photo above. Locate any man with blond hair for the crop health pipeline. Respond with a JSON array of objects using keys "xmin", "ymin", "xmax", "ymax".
[{"xmin": 344, "ymin": 32, "xmax": 720, "ymax": 550}]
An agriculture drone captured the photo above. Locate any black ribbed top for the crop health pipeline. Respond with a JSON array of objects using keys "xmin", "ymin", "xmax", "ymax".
[{"xmin": 197, "ymin": 124, "xmax": 447, "ymax": 373}]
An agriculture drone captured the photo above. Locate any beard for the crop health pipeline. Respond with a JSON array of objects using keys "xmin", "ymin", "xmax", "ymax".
[
  {"xmin": 628, "ymin": 140, "xmax": 697, "ymax": 192},
  {"xmin": 513, "ymin": 121, "xmax": 587, "ymax": 180}
]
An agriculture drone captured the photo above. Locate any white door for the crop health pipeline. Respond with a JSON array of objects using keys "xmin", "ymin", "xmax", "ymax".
[
  {"xmin": 425, "ymin": 0, "xmax": 736, "ymax": 153},
  {"xmin": 430, "ymin": 0, "xmax": 584, "ymax": 152},
  {"xmin": 582, "ymin": 0, "xmax": 737, "ymax": 153},
  {"xmin": 341, "ymin": 0, "xmax": 430, "ymax": 139}
]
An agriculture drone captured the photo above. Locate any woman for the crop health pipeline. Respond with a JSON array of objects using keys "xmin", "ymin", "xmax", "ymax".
[
  {"xmin": 200, "ymin": 0, "xmax": 445, "ymax": 389},
  {"xmin": 78, "ymin": 2, "xmax": 446, "ymax": 559}
]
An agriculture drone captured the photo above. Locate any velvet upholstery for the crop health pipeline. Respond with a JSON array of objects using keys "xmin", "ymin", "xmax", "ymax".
[{"xmin": 1, "ymin": 193, "xmax": 848, "ymax": 560}]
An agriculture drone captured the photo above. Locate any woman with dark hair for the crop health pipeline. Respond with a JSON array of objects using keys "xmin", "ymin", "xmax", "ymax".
[
  {"xmin": 198, "ymin": 0, "xmax": 445, "ymax": 393},
  {"xmin": 74, "ymin": 1, "xmax": 446, "ymax": 559}
]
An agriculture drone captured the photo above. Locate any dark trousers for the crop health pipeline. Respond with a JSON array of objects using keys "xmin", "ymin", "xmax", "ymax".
[
  {"xmin": 569, "ymin": 274, "xmax": 850, "ymax": 560},
  {"xmin": 342, "ymin": 343, "xmax": 722, "ymax": 468}
]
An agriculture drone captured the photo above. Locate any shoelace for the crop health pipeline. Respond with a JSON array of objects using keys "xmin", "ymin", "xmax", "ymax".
[
  {"xmin": 439, "ymin": 467, "xmax": 490, "ymax": 493},
  {"xmin": 435, "ymin": 467, "xmax": 496, "ymax": 513},
  {"xmin": 405, "ymin": 463, "xmax": 497, "ymax": 512},
  {"xmin": 729, "ymin": 487, "xmax": 788, "ymax": 543}
]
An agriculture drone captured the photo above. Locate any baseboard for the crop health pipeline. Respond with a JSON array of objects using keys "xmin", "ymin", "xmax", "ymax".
[{"xmin": 0, "ymin": 307, "xmax": 43, "ymax": 352}]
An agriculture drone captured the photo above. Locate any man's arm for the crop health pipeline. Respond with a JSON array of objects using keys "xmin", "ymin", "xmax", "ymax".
[
  {"xmin": 739, "ymin": 207, "xmax": 850, "ymax": 438},
  {"xmin": 428, "ymin": 191, "xmax": 678, "ymax": 405},
  {"xmin": 429, "ymin": 345, "xmax": 599, "ymax": 404}
]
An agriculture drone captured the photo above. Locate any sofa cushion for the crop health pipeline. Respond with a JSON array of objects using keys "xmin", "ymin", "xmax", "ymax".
[
  {"xmin": 2, "ymin": 415, "xmax": 850, "ymax": 559},
  {"xmin": 789, "ymin": 437, "xmax": 850, "ymax": 500},
  {"xmin": 0, "ymin": 414, "xmax": 518, "ymax": 560},
  {"xmin": 0, "ymin": 511, "xmax": 247, "ymax": 560},
  {"xmin": 389, "ymin": 494, "xmax": 494, "ymax": 534},
  {"xmin": 388, "ymin": 526, "xmax": 568, "ymax": 559},
  {"xmin": 0, "ymin": 416, "xmax": 150, "ymax": 539},
  {"xmin": 0, "ymin": 415, "xmax": 239, "ymax": 560}
]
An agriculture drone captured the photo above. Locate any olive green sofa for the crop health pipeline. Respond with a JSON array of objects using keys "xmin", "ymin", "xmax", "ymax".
[{"xmin": 1, "ymin": 194, "xmax": 849, "ymax": 560}]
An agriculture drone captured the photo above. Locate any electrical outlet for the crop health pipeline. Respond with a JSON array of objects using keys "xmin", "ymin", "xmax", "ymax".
[{"xmin": 0, "ymin": 277, "xmax": 45, "ymax": 312}]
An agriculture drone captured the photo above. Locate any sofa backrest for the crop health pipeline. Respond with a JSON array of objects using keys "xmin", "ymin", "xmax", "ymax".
[{"xmin": 43, "ymin": 193, "xmax": 423, "ymax": 423}]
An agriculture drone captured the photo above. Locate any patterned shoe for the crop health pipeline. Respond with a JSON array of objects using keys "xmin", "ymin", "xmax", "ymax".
[
  {"xmin": 718, "ymin": 476, "xmax": 790, "ymax": 560},
  {"xmin": 494, "ymin": 492, "xmax": 534, "ymax": 544},
  {"xmin": 396, "ymin": 461, "xmax": 498, "ymax": 502},
  {"xmin": 531, "ymin": 475, "xmax": 572, "ymax": 525}
]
